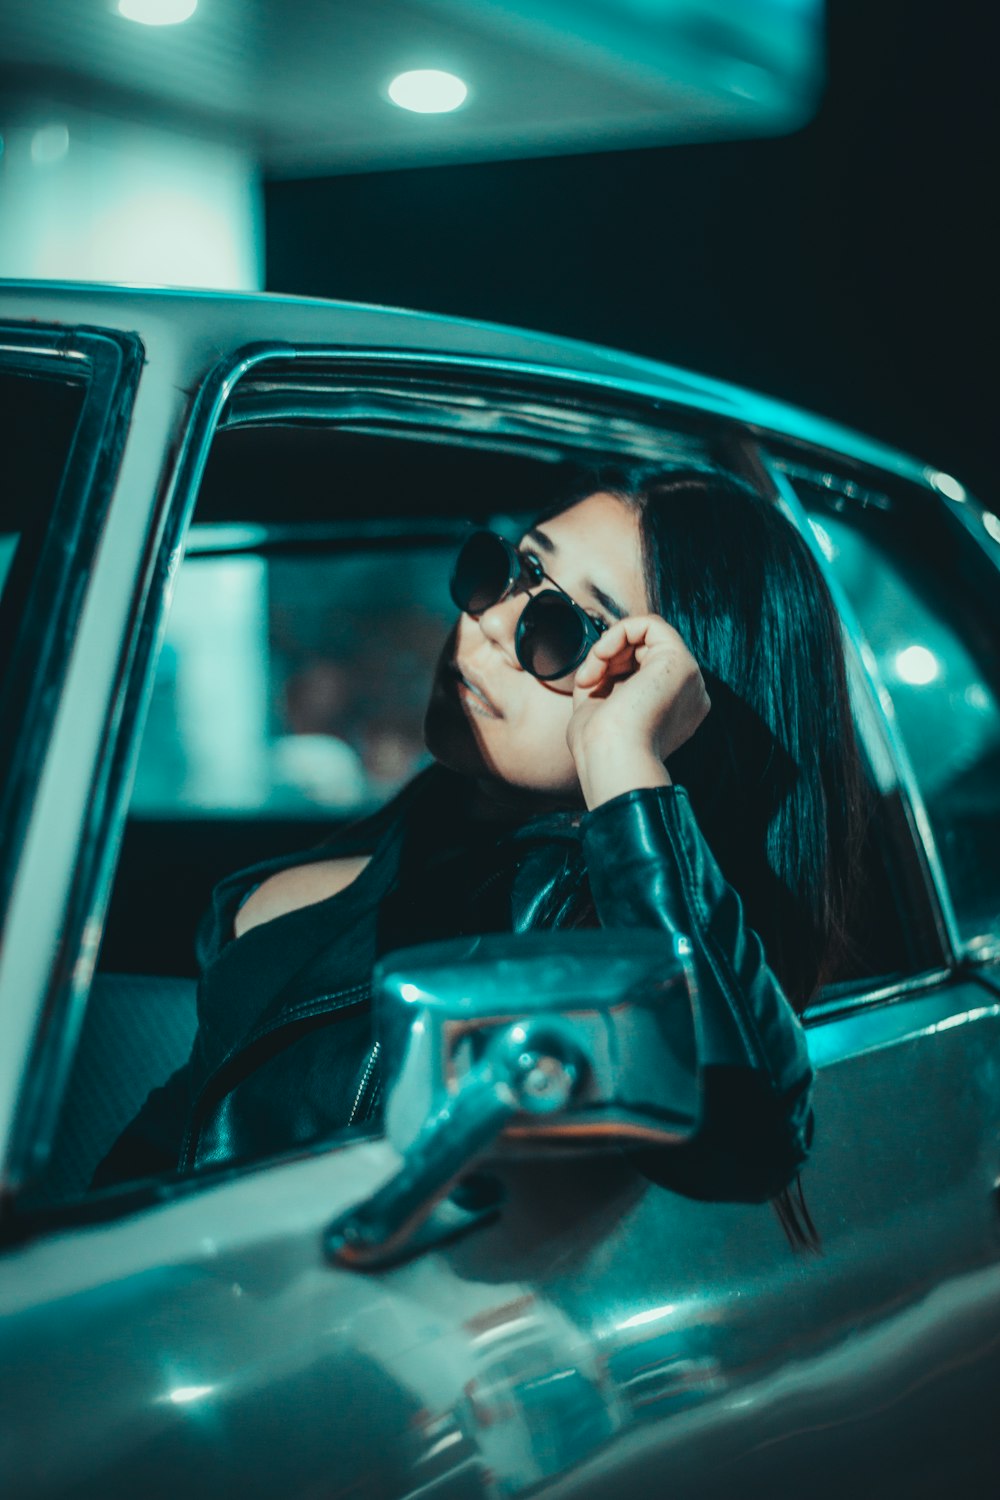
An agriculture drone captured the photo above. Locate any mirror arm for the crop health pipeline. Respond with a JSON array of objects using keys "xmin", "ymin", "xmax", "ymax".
[{"xmin": 324, "ymin": 1019, "xmax": 583, "ymax": 1269}]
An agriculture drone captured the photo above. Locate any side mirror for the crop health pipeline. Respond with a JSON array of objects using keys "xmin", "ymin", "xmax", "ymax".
[{"xmin": 325, "ymin": 931, "xmax": 700, "ymax": 1269}]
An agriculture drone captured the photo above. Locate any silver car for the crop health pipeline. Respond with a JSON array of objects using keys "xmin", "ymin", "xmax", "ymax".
[{"xmin": 1, "ymin": 282, "xmax": 998, "ymax": 1498}]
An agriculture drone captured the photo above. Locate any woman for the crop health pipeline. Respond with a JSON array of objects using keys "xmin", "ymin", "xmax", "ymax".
[{"xmin": 95, "ymin": 465, "xmax": 864, "ymax": 1239}]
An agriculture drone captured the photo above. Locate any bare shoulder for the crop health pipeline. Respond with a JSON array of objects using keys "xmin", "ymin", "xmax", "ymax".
[{"xmin": 233, "ymin": 854, "xmax": 373, "ymax": 939}]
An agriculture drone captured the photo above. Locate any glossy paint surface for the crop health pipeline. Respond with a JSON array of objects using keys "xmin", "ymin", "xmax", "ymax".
[{"xmin": 2, "ymin": 980, "xmax": 998, "ymax": 1497}]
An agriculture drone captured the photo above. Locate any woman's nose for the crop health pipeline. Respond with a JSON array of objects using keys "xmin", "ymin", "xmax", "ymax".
[{"xmin": 472, "ymin": 591, "xmax": 524, "ymax": 666}]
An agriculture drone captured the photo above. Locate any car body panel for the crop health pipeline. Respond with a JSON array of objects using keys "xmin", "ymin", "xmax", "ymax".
[
  {"xmin": 0, "ymin": 278, "xmax": 971, "ymax": 489},
  {"xmin": 2, "ymin": 978, "xmax": 998, "ymax": 1498}
]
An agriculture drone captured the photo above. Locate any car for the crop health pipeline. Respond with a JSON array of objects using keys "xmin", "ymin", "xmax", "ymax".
[{"xmin": 0, "ymin": 280, "xmax": 998, "ymax": 1499}]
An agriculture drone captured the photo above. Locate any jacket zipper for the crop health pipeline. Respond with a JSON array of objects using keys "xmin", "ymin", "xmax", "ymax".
[
  {"xmin": 348, "ymin": 1041, "xmax": 381, "ymax": 1126},
  {"xmin": 180, "ymin": 981, "xmax": 372, "ymax": 1169}
]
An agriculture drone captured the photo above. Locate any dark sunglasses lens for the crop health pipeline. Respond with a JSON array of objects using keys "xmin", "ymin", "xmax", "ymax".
[
  {"xmin": 517, "ymin": 592, "xmax": 588, "ymax": 680},
  {"xmin": 450, "ymin": 532, "xmax": 513, "ymax": 613}
]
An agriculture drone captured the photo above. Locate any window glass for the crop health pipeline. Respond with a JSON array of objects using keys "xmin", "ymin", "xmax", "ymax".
[
  {"xmin": 131, "ymin": 534, "xmax": 458, "ymax": 818},
  {"xmin": 0, "ymin": 369, "xmax": 85, "ymax": 686},
  {"xmin": 782, "ymin": 461, "xmax": 1000, "ymax": 954}
]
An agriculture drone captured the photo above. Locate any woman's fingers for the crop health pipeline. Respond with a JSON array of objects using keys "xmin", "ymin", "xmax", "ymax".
[{"xmin": 575, "ymin": 615, "xmax": 672, "ymax": 686}]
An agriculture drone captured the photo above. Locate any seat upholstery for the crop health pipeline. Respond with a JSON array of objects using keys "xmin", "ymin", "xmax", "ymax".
[{"xmin": 29, "ymin": 973, "xmax": 199, "ymax": 1204}]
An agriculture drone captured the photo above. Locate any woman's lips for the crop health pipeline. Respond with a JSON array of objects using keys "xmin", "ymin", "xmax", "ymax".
[{"xmin": 450, "ymin": 663, "xmax": 502, "ymax": 718}]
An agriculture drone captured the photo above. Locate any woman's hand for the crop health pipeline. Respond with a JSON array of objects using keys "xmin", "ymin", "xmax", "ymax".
[{"xmin": 567, "ymin": 614, "xmax": 711, "ymax": 810}]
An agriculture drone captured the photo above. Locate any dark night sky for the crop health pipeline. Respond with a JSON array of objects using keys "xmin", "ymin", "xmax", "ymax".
[{"xmin": 265, "ymin": 0, "xmax": 998, "ymax": 501}]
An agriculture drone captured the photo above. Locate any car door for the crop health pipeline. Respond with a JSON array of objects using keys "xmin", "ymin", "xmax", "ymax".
[{"xmin": 2, "ymin": 318, "xmax": 998, "ymax": 1500}]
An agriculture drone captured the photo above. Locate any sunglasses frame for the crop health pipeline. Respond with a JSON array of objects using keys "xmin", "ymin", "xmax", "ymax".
[{"xmin": 450, "ymin": 530, "xmax": 607, "ymax": 683}]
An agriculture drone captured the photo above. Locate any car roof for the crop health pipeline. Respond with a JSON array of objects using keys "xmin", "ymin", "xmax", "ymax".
[{"xmin": 0, "ymin": 278, "xmax": 940, "ymax": 490}]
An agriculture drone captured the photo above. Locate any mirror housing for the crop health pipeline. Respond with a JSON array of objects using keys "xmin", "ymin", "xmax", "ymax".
[
  {"xmin": 326, "ymin": 930, "xmax": 700, "ymax": 1269},
  {"xmin": 379, "ymin": 930, "xmax": 700, "ymax": 1154}
]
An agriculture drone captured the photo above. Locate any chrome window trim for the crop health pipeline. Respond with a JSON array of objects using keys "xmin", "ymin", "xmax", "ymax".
[
  {"xmin": 218, "ymin": 378, "xmax": 711, "ymax": 463},
  {"xmin": 806, "ymin": 975, "xmax": 999, "ymax": 1071},
  {"xmin": 803, "ymin": 966, "xmax": 953, "ymax": 1027},
  {"xmin": 0, "ymin": 325, "xmax": 144, "ymax": 924},
  {"xmin": 0, "ymin": 323, "xmax": 144, "ymax": 1191},
  {"xmin": 752, "ymin": 446, "xmax": 963, "ymax": 971}
]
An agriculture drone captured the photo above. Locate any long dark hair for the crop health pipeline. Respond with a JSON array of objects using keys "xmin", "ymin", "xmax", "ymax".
[
  {"xmin": 541, "ymin": 465, "xmax": 868, "ymax": 1254},
  {"xmin": 545, "ymin": 463, "xmax": 867, "ymax": 1012}
]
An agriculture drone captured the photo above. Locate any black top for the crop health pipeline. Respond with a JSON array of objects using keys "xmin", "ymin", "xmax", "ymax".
[
  {"xmin": 94, "ymin": 768, "xmax": 587, "ymax": 1183},
  {"xmin": 94, "ymin": 767, "xmax": 816, "ymax": 1207}
]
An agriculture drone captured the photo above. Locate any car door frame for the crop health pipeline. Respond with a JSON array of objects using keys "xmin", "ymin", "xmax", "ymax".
[{"xmin": 0, "ymin": 323, "xmax": 143, "ymax": 1194}]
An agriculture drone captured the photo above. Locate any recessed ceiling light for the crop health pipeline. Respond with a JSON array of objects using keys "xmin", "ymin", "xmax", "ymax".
[
  {"xmin": 30, "ymin": 123, "xmax": 70, "ymax": 165},
  {"xmin": 388, "ymin": 70, "xmax": 468, "ymax": 114},
  {"xmin": 894, "ymin": 645, "xmax": 941, "ymax": 687},
  {"xmin": 118, "ymin": 0, "xmax": 198, "ymax": 25}
]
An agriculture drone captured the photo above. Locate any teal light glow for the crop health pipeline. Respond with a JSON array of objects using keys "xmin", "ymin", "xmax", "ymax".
[
  {"xmin": 388, "ymin": 70, "xmax": 468, "ymax": 114},
  {"xmin": 617, "ymin": 1303, "xmax": 679, "ymax": 1331},
  {"xmin": 118, "ymin": 0, "xmax": 198, "ymax": 25},
  {"xmin": 926, "ymin": 468, "xmax": 967, "ymax": 503},
  {"xmin": 30, "ymin": 124, "xmax": 69, "ymax": 165},
  {"xmin": 894, "ymin": 645, "xmax": 940, "ymax": 686},
  {"xmin": 983, "ymin": 512, "xmax": 1000, "ymax": 545},
  {"xmin": 164, "ymin": 1384, "xmax": 214, "ymax": 1405}
]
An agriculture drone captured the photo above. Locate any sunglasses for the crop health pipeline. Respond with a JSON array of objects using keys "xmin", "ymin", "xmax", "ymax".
[{"xmin": 449, "ymin": 530, "xmax": 608, "ymax": 682}]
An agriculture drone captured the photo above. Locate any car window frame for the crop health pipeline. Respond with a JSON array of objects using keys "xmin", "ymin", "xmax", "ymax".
[
  {"xmin": 743, "ymin": 441, "xmax": 997, "ymax": 1023},
  {"xmin": 2, "ymin": 339, "xmax": 970, "ymax": 1231},
  {"xmin": 0, "ymin": 324, "xmax": 144, "ymax": 1200},
  {"xmin": 0, "ymin": 326, "xmax": 144, "ymax": 922},
  {"xmin": 767, "ymin": 451, "xmax": 1000, "ymax": 968}
]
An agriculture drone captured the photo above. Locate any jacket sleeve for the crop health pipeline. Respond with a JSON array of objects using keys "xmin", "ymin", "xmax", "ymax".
[
  {"xmin": 580, "ymin": 784, "xmax": 814, "ymax": 1203},
  {"xmin": 90, "ymin": 1056, "xmax": 195, "ymax": 1189}
]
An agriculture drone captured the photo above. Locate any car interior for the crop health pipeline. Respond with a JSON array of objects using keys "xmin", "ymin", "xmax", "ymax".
[{"xmin": 24, "ymin": 382, "xmax": 997, "ymax": 1209}]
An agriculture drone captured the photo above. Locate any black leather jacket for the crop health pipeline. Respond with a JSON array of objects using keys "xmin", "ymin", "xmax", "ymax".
[{"xmin": 94, "ymin": 772, "xmax": 814, "ymax": 1202}]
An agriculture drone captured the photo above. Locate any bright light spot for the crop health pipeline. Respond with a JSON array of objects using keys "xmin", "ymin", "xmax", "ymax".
[
  {"xmin": 926, "ymin": 468, "xmax": 967, "ymax": 503},
  {"xmin": 982, "ymin": 511, "xmax": 1000, "ymax": 545},
  {"xmin": 165, "ymin": 1384, "xmax": 213, "ymax": 1405},
  {"xmin": 399, "ymin": 983, "xmax": 423, "ymax": 1003},
  {"xmin": 725, "ymin": 61, "xmax": 771, "ymax": 101},
  {"xmin": 964, "ymin": 683, "xmax": 990, "ymax": 713},
  {"xmin": 388, "ymin": 70, "xmax": 468, "ymax": 114},
  {"xmin": 809, "ymin": 520, "xmax": 837, "ymax": 562},
  {"xmin": 118, "ymin": 0, "xmax": 198, "ymax": 24},
  {"xmin": 617, "ymin": 1303, "xmax": 678, "ymax": 1331},
  {"xmin": 92, "ymin": 182, "xmax": 253, "ymax": 289},
  {"xmin": 894, "ymin": 645, "xmax": 940, "ymax": 686},
  {"xmin": 617, "ymin": 1308, "xmax": 680, "ymax": 1332},
  {"xmin": 30, "ymin": 124, "xmax": 69, "ymax": 165}
]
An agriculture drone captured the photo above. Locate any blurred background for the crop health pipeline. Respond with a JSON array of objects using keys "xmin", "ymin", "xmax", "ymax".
[{"xmin": 0, "ymin": 0, "xmax": 994, "ymax": 499}]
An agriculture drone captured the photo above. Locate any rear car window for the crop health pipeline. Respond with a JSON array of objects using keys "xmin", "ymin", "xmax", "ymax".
[{"xmin": 783, "ymin": 461, "xmax": 1000, "ymax": 957}]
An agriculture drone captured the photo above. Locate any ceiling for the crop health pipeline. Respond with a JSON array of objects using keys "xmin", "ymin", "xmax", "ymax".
[{"xmin": 0, "ymin": 0, "xmax": 825, "ymax": 177}]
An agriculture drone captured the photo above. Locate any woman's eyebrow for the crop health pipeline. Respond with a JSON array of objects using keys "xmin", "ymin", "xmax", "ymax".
[
  {"xmin": 525, "ymin": 526, "xmax": 628, "ymax": 620},
  {"xmin": 525, "ymin": 525, "xmax": 556, "ymax": 554}
]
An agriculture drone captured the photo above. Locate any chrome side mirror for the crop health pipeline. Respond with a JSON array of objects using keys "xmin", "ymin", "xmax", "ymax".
[{"xmin": 326, "ymin": 931, "xmax": 700, "ymax": 1269}]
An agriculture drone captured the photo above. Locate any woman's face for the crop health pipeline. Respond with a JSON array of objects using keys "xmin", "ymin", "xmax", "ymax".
[{"xmin": 425, "ymin": 491, "xmax": 649, "ymax": 802}]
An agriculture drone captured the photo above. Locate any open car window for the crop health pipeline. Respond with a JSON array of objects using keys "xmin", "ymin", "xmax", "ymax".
[{"xmin": 26, "ymin": 374, "xmax": 939, "ymax": 1207}]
